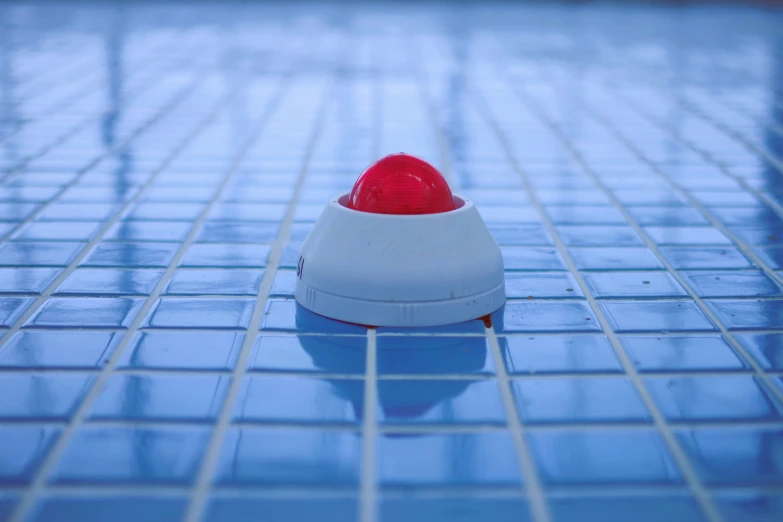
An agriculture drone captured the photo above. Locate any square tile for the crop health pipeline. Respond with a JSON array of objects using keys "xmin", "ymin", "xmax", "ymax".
[
  {"xmin": 681, "ymin": 270, "xmax": 782, "ymax": 298},
  {"xmin": 0, "ymin": 427, "xmax": 60, "ymax": 484},
  {"xmin": 180, "ymin": 243, "xmax": 270, "ymax": 268},
  {"xmin": 14, "ymin": 221, "xmax": 103, "ymax": 241},
  {"xmin": 142, "ymin": 298, "xmax": 256, "ymax": 329},
  {"xmin": 0, "ymin": 242, "xmax": 84, "ymax": 267},
  {"xmin": 706, "ymin": 300, "xmax": 783, "ymax": 330},
  {"xmin": 659, "ymin": 247, "xmax": 753, "ymax": 269},
  {"xmin": 89, "ymin": 374, "xmax": 230, "ymax": 422},
  {"xmin": 260, "ymin": 299, "xmax": 366, "ymax": 334},
  {"xmin": 626, "ymin": 206, "xmax": 708, "ymax": 226},
  {"xmin": 735, "ymin": 334, "xmax": 783, "ymax": 370},
  {"xmin": 0, "ymin": 374, "xmax": 94, "ymax": 420},
  {"xmin": 527, "ymin": 430, "xmax": 681, "ymax": 485},
  {"xmin": 501, "ymin": 247, "xmax": 567, "ymax": 271},
  {"xmin": 126, "ymin": 202, "xmax": 204, "ymax": 220},
  {"xmin": 620, "ymin": 336, "xmax": 746, "ymax": 372},
  {"xmin": 55, "ymin": 269, "xmax": 164, "ymax": 296},
  {"xmin": 644, "ymin": 227, "xmax": 731, "ymax": 245},
  {"xmin": 546, "ymin": 205, "xmax": 625, "ymax": 225},
  {"xmin": 503, "ymin": 335, "xmax": 621, "ymax": 374},
  {"xmin": 583, "ymin": 272, "xmax": 687, "ymax": 298},
  {"xmin": 733, "ymin": 226, "xmax": 783, "ymax": 246},
  {"xmin": 51, "ymin": 427, "xmax": 211, "ymax": 484},
  {"xmin": 232, "ymin": 376, "xmax": 362, "ymax": 424},
  {"xmin": 28, "ymin": 497, "xmax": 186, "ymax": 522},
  {"xmin": 81, "ymin": 242, "xmax": 180, "ymax": 268},
  {"xmin": 119, "ymin": 331, "xmax": 244, "ymax": 371},
  {"xmin": 753, "ymin": 246, "xmax": 783, "ymax": 269},
  {"xmin": 675, "ymin": 427, "xmax": 783, "ymax": 485},
  {"xmin": 569, "ymin": 247, "xmax": 664, "ymax": 270},
  {"xmin": 513, "ymin": 378, "xmax": 649, "ymax": 424},
  {"xmin": 197, "ymin": 222, "xmax": 280, "ymax": 243},
  {"xmin": 25, "ymin": 297, "xmax": 145, "ymax": 328},
  {"xmin": 379, "ymin": 432, "xmax": 521, "ymax": 486},
  {"xmin": 505, "ymin": 272, "xmax": 582, "ymax": 299},
  {"xmin": 0, "ymin": 267, "xmax": 60, "ymax": 294},
  {"xmin": 557, "ymin": 226, "xmax": 643, "ymax": 247},
  {"xmin": 204, "ymin": 498, "xmax": 357, "ymax": 522},
  {"xmin": 0, "ymin": 331, "xmax": 123, "ymax": 369},
  {"xmin": 715, "ymin": 492, "xmax": 783, "ymax": 522},
  {"xmin": 380, "ymin": 497, "xmax": 531, "ymax": 522},
  {"xmin": 269, "ymin": 269, "xmax": 296, "ymax": 297},
  {"xmin": 105, "ymin": 221, "xmax": 192, "ymax": 242},
  {"xmin": 600, "ymin": 301, "xmax": 716, "ymax": 333},
  {"xmin": 247, "ymin": 334, "xmax": 367, "ymax": 374},
  {"xmin": 214, "ymin": 428, "xmax": 360, "ymax": 486},
  {"xmin": 39, "ymin": 203, "xmax": 120, "ymax": 221},
  {"xmin": 488, "ymin": 224, "xmax": 552, "ymax": 246},
  {"xmin": 278, "ymin": 243, "xmax": 301, "ymax": 268},
  {"xmin": 208, "ymin": 202, "xmax": 287, "ymax": 222},
  {"xmin": 165, "ymin": 269, "xmax": 264, "ymax": 296},
  {"xmin": 548, "ymin": 494, "xmax": 705, "ymax": 522},
  {"xmin": 377, "ymin": 336, "xmax": 494, "ymax": 375},
  {"xmin": 494, "ymin": 301, "xmax": 601, "ymax": 333}
]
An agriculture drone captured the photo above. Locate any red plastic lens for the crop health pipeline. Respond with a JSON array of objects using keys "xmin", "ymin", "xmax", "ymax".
[{"xmin": 348, "ymin": 153, "xmax": 456, "ymax": 215}]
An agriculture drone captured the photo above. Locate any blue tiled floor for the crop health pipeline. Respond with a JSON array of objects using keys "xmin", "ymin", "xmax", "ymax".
[{"xmin": 1, "ymin": 1, "xmax": 783, "ymax": 522}]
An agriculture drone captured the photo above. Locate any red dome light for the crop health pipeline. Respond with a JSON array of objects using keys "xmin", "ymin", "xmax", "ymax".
[{"xmin": 348, "ymin": 153, "xmax": 456, "ymax": 215}]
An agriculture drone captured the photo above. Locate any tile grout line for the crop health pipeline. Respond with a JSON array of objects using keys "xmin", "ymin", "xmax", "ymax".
[
  {"xmin": 468, "ymin": 78, "xmax": 725, "ymax": 522},
  {"xmin": 485, "ymin": 326, "xmax": 552, "ymax": 522},
  {"xmin": 5, "ymin": 68, "xmax": 295, "ymax": 522},
  {"xmin": 359, "ymin": 328, "xmax": 379, "ymax": 522},
  {"xmin": 183, "ymin": 74, "xmax": 337, "ymax": 522}
]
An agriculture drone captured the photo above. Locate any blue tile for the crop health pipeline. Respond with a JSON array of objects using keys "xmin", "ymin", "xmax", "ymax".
[
  {"xmin": 626, "ymin": 206, "xmax": 708, "ymax": 226},
  {"xmin": 600, "ymin": 301, "xmax": 716, "ymax": 333},
  {"xmin": 208, "ymin": 202, "xmax": 287, "ymax": 222},
  {"xmin": 126, "ymin": 202, "xmax": 204, "ymax": 220},
  {"xmin": 25, "ymin": 297, "xmax": 144, "ymax": 328},
  {"xmin": 233, "ymin": 376, "xmax": 362, "ymax": 424},
  {"xmin": 52, "ymin": 427, "xmax": 210, "ymax": 484},
  {"xmin": 0, "ymin": 495, "xmax": 16, "ymax": 521},
  {"xmin": 55, "ymin": 269, "xmax": 163, "ymax": 296},
  {"xmin": 248, "ymin": 334, "xmax": 367, "ymax": 374},
  {"xmin": 197, "ymin": 222, "xmax": 280, "ymax": 243},
  {"xmin": 505, "ymin": 272, "xmax": 582, "ymax": 299},
  {"xmin": 706, "ymin": 300, "xmax": 783, "ymax": 330},
  {"xmin": 379, "ymin": 432, "xmax": 521, "ymax": 486},
  {"xmin": 0, "ymin": 242, "xmax": 84, "ymax": 267},
  {"xmin": 733, "ymin": 226, "xmax": 783, "ymax": 246},
  {"xmin": 692, "ymin": 192, "xmax": 761, "ymax": 207},
  {"xmin": 380, "ymin": 497, "xmax": 531, "ymax": 522},
  {"xmin": 204, "ymin": 498, "xmax": 357, "ymax": 522},
  {"xmin": 538, "ymin": 190, "xmax": 610, "ymax": 205},
  {"xmin": 644, "ymin": 226, "xmax": 731, "ymax": 245},
  {"xmin": 260, "ymin": 300, "xmax": 367, "ymax": 334},
  {"xmin": 715, "ymin": 492, "xmax": 783, "ymax": 522},
  {"xmin": 620, "ymin": 336, "xmax": 745, "ymax": 372},
  {"xmin": 528, "ymin": 430, "xmax": 681, "ymax": 485},
  {"xmin": 165, "ymin": 269, "xmax": 264, "ymax": 296},
  {"xmin": 613, "ymin": 190, "xmax": 686, "ymax": 206},
  {"xmin": 548, "ymin": 494, "xmax": 705, "ymax": 522},
  {"xmin": 0, "ymin": 331, "xmax": 122, "ymax": 369},
  {"xmin": 105, "ymin": 221, "xmax": 192, "ymax": 242},
  {"xmin": 753, "ymin": 246, "xmax": 783, "ymax": 269},
  {"xmin": 379, "ymin": 380, "xmax": 505, "ymax": 425},
  {"xmin": 376, "ymin": 319, "xmax": 485, "ymax": 335},
  {"xmin": 681, "ymin": 270, "xmax": 782, "ymax": 298},
  {"xmin": 488, "ymin": 224, "xmax": 551, "ymax": 246},
  {"xmin": 29, "ymin": 497, "xmax": 187, "ymax": 522},
  {"xmin": 0, "ymin": 373, "xmax": 93, "ymax": 420},
  {"xmin": 377, "ymin": 335, "xmax": 494, "ymax": 375},
  {"xmin": 60, "ymin": 186, "xmax": 139, "ymax": 202},
  {"xmin": 0, "ymin": 297, "xmax": 34, "ymax": 327},
  {"xmin": 583, "ymin": 272, "xmax": 687, "ymax": 298},
  {"xmin": 494, "ymin": 301, "xmax": 601, "ymax": 333},
  {"xmin": 288, "ymin": 223, "xmax": 313, "ymax": 242},
  {"xmin": 180, "ymin": 243, "xmax": 270, "ymax": 268},
  {"xmin": 675, "ymin": 427, "xmax": 783, "ymax": 485},
  {"xmin": 0, "ymin": 203, "xmax": 38, "ymax": 221},
  {"xmin": 90, "ymin": 374, "xmax": 230, "ymax": 422},
  {"xmin": 119, "ymin": 331, "xmax": 243, "ymax": 371},
  {"xmin": 513, "ymin": 378, "xmax": 649, "ymax": 424},
  {"xmin": 503, "ymin": 335, "xmax": 621, "ymax": 374},
  {"xmin": 269, "ymin": 269, "xmax": 296, "ymax": 297},
  {"xmin": 214, "ymin": 428, "xmax": 360, "ymax": 486},
  {"xmin": 0, "ymin": 222, "xmax": 17, "ymax": 237},
  {"xmin": 14, "ymin": 221, "xmax": 102, "ymax": 241},
  {"xmin": 659, "ymin": 247, "xmax": 753, "ymax": 269},
  {"xmin": 81, "ymin": 242, "xmax": 180, "ymax": 268},
  {"xmin": 0, "ymin": 427, "xmax": 60, "ymax": 484},
  {"xmin": 546, "ymin": 205, "xmax": 625, "ymax": 225},
  {"xmin": 735, "ymin": 334, "xmax": 783, "ymax": 370},
  {"xmin": 501, "ymin": 247, "xmax": 567, "ymax": 271},
  {"xmin": 557, "ymin": 226, "xmax": 643, "ymax": 247},
  {"xmin": 39, "ymin": 203, "xmax": 120, "ymax": 221},
  {"xmin": 569, "ymin": 247, "xmax": 664, "ymax": 270},
  {"xmin": 278, "ymin": 243, "xmax": 302, "ymax": 268},
  {"xmin": 142, "ymin": 298, "xmax": 255, "ymax": 329},
  {"xmin": 478, "ymin": 205, "xmax": 538, "ymax": 223},
  {"xmin": 0, "ymin": 267, "xmax": 60, "ymax": 294},
  {"xmin": 646, "ymin": 376, "xmax": 781, "ymax": 421}
]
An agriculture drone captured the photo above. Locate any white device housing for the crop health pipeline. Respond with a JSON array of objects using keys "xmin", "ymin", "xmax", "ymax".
[{"xmin": 294, "ymin": 194, "xmax": 505, "ymax": 327}]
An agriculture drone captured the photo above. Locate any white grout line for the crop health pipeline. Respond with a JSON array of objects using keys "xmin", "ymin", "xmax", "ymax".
[
  {"xmin": 469, "ymin": 78, "xmax": 726, "ymax": 522},
  {"xmin": 485, "ymin": 327, "xmax": 552, "ymax": 522},
  {"xmin": 359, "ymin": 328, "xmax": 379, "ymax": 522},
  {"xmin": 183, "ymin": 74, "xmax": 336, "ymax": 522}
]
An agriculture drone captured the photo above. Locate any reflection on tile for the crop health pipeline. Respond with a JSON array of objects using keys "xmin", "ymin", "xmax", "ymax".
[
  {"xmin": 659, "ymin": 247, "xmax": 753, "ymax": 269},
  {"xmin": 165, "ymin": 269, "xmax": 264, "ymax": 296},
  {"xmin": 214, "ymin": 428, "xmax": 360, "ymax": 486},
  {"xmin": 528, "ymin": 430, "xmax": 681, "ymax": 485},
  {"xmin": 557, "ymin": 226, "xmax": 642, "ymax": 247},
  {"xmin": 569, "ymin": 247, "xmax": 663, "ymax": 270},
  {"xmin": 248, "ymin": 334, "xmax": 367, "ymax": 374},
  {"xmin": 204, "ymin": 498, "xmax": 357, "ymax": 522},
  {"xmin": 0, "ymin": 242, "xmax": 84, "ymax": 267},
  {"xmin": 715, "ymin": 492, "xmax": 783, "ymax": 522},
  {"xmin": 0, "ymin": 331, "xmax": 123, "ymax": 369},
  {"xmin": 380, "ymin": 497, "xmax": 531, "ymax": 522},
  {"xmin": 0, "ymin": 373, "xmax": 93, "ymax": 420},
  {"xmin": 600, "ymin": 301, "xmax": 716, "ymax": 333},
  {"xmin": 620, "ymin": 336, "xmax": 745, "ymax": 372},
  {"xmin": 583, "ymin": 272, "xmax": 687, "ymax": 298},
  {"xmin": 52, "ymin": 427, "xmax": 211, "ymax": 484},
  {"xmin": 645, "ymin": 227, "xmax": 730, "ymax": 246},
  {"xmin": 505, "ymin": 272, "xmax": 582, "ymax": 299},
  {"xmin": 119, "ymin": 331, "xmax": 243, "ymax": 371},
  {"xmin": 90, "ymin": 374, "xmax": 230, "ymax": 422},
  {"xmin": 681, "ymin": 270, "xmax": 782, "ymax": 298},
  {"xmin": 626, "ymin": 206, "xmax": 707, "ymax": 226},
  {"xmin": 488, "ymin": 224, "xmax": 551, "ymax": 246},
  {"xmin": 260, "ymin": 300, "xmax": 366, "ymax": 334},
  {"xmin": 269, "ymin": 269, "xmax": 296, "ymax": 297},
  {"xmin": 503, "ymin": 336, "xmax": 621, "ymax": 374},
  {"xmin": 180, "ymin": 243, "xmax": 270, "ymax": 268},
  {"xmin": 15, "ymin": 221, "xmax": 102, "ymax": 241},
  {"xmin": 81, "ymin": 242, "xmax": 180, "ymax": 268},
  {"xmin": 0, "ymin": 427, "xmax": 60, "ymax": 484},
  {"xmin": 548, "ymin": 494, "xmax": 705, "ymax": 522},
  {"xmin": 143, "ymin": 298, "xmax": 255, "ymax": 329},
  {"xmin": 377, "ymin": 336, "xmax": 494, "ymax": 375},
  {"xmin": 105, "ymin": 221, "xmax": 192, "ymax": 242},
  {"xmin": 56, "ymin": 269, "xmax": 163, "ymax": 296},
  {"xmin": 501, "ymin": 247, "xmax": 566, "ymax": 271},
  {"xmin": 29, "ymin": 497, "xmax": 187, "ymax": 522},
  {"xmin": 706, "ymin": 300, "xmax": 783, "ymax": 330},
  {"xmin": 233, "ymin": 376, "xmax": 362, "ymax": 424},
  {"xmin": 494, "ymin": 301, "xmax": 601, "ymax": 333},
  {"xmin": 197, "ymin": 222, "xmax": 279, "ymax": 243},
  {"xmin": 676, "ymin": 427, "xmax": 783, "ymax": 485},
  {"xmin": 379, "ymin": 432, "xmax": 521, "ymax": 486},
  {"xmin": 25, "ymin": 297, "xmax": 144, "ymax": 328},
  {"xmin": 0, "ymin": 267, "xmax": 60, "ymax": 294},
  {"xmin": 735, "ymin": 334, "xmax": 783, "ymax": 370}
]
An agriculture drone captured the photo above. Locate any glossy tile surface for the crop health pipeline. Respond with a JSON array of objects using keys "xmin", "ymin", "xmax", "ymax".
[{"xmin": 1, "ymin": 1, "xmax": 783, "ymax": 521}]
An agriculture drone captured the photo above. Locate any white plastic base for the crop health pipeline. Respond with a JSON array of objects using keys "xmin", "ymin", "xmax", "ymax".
[{"xmin": 295, "ymin": 194, "xmax": 506, "ymax": 327}]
